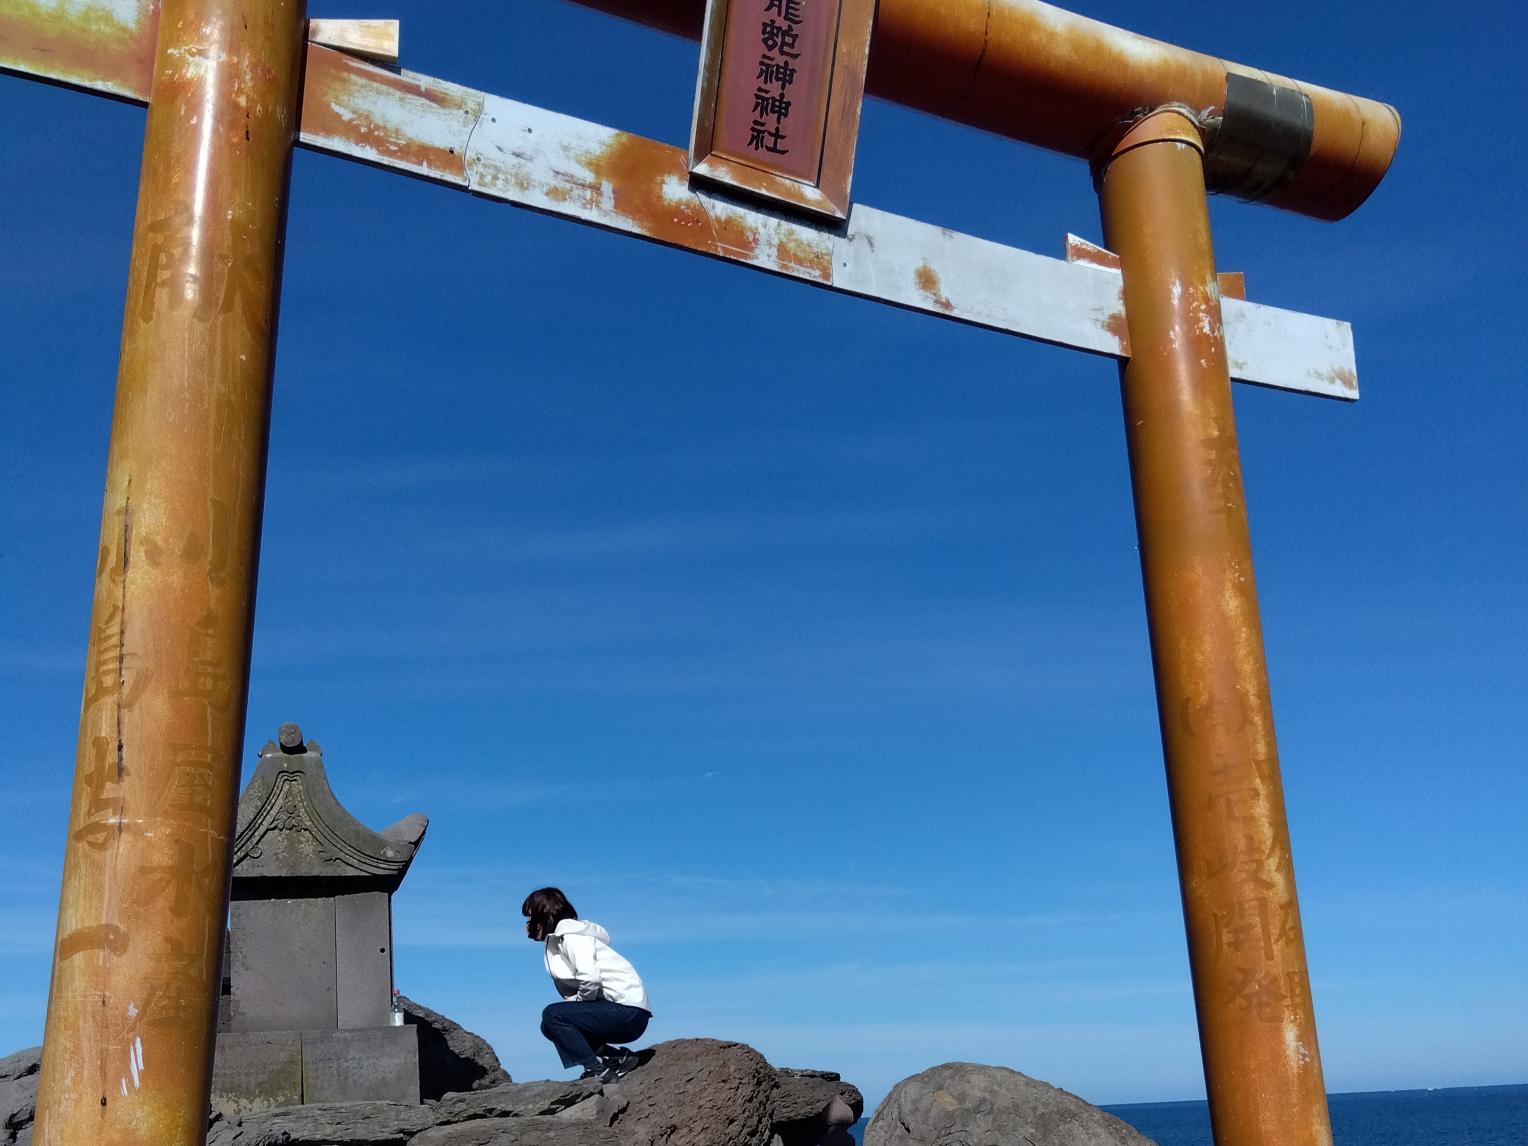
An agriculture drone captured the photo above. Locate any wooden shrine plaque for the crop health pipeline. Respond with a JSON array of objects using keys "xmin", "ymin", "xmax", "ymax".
[{"xmin": 689, "ymin": 0, "xmax": 874, "ymax": 220}]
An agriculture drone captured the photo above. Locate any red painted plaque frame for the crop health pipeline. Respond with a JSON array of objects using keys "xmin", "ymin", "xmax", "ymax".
[{"xmin": 688, "ymin": 0, "xmax": 874, "ymax": 220}]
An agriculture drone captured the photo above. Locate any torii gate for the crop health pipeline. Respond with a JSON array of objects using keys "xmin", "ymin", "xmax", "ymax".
[{"xmin": 2, "ymin": 2, "xmax": 1398, "ymax": 1143}]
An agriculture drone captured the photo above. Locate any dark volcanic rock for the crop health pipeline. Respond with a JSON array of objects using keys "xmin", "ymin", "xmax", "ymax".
[
  {"xmin": 865, "ymin": 1063, "xmax": 1156, "ymax": 1146},
  {"xmin": 207, "ymin": 1099, "xmax": 435, "ymax": 1145},
  {"xmin": 772, "ymin": 1068, "xmax": 864, "ymax": 1146},
  {"xmin": 5, "ymin": 1035, "xmax": 872, "ymax": 1146},
  {"xmin": 1, "ymin": 1047, "xmax": 40, "ymax": 1146},
  {"xmin": 433, "ymin": 1079, "xmax": 604, "ymax": 1123},
  {"xmin": 0, "ymin": 1083, "xmax": 36, "ymax": 1146},
  {"xmin": 0, "ymin": 1050, "xmax": 40, "ymax": 1085},
  {"xmin": 414, "ymin": 1117, "xmax": 620, "ymax": 1145},
  {"xmin": 400, "ymin": 995, "xmax": 511, "ymax": 1100},
  {"xmin": 612, "ymin": 1038, "xmax": 777, "ymax": 1146},
  {"xmin": 206, "ymin": 1114, "xmax": 237, "ymax": 1146}
]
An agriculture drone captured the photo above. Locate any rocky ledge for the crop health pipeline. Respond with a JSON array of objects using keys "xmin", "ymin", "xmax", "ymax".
[
  {"xmin": 5, "ymin": 1011, "xmax": 1156, "ymax": 1146},
  {"xmin": 1, "ymin": 1038, "xmax": 862, "ymax": 1146}
]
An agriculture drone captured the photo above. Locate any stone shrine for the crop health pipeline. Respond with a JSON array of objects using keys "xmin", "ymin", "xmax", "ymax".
[{"xmin": 213, "ymin": 723, "xmax": 429, "ymax": 1114}]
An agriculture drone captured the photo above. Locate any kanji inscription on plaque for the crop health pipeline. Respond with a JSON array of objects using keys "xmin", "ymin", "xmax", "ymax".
[{"xmin": 689, "ymin": 0, "xmax": 873, "ymax": 219}]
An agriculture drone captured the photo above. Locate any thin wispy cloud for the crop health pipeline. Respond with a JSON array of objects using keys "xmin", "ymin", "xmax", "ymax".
[
  {"xmin": 248, "ymin": 594, "xmax": 1149, "ymax": 713},
  {"xmin": 0, "ymin": 907, "xmax": 58, "ymax": 958},
  {"xmin": 393, "ymin": 904, "xmax": 1173, "ymax": 950},
  {"xmin": 283, "ymin": 504, "xmax": 999, "ymax": 579},
  {"xmin": 272, "ymin": 414, "xmax": 1041, "ymax": 502},
  {"xmin": 385, "ymin": 779, "xmax": 635, "ymax": 813},
  {"xmin": 393, "ymin": 866, "xmax": 1175, "ymax": 952},
  {"xmin": 0, "ymin": 642, "xmax": 86, "ymax": 677}
]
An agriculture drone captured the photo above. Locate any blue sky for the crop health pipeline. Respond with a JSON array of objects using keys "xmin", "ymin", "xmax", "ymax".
[{"xmin": 2, "ymin": 0, "xmax": 1524, "ymax": 1112}]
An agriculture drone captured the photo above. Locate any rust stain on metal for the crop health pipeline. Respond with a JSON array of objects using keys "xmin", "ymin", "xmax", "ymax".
[
  {"xmin": 1102, "ymin": 308, "xmax": 1130, "ymax": 350},
  {"xmin": 312, "ymin": 50, "xmax": 469, "ymax": 114},
  {"xmin": 300, "ymin": 46, "xmax": 474, "ymax": 183},
  {"xmin": 581, "ymin": 129, "xmax": 708, "ymax": 242},
  {"xmin": 708, "ymin": 211, "xmax": 763, "ymax": 263},
  {"xmin": 914, "ymin": 262, "xmax": 954, "ymax": 312},
  {"xmin": 0, "ymin": 0, "xmax": 157, "ymax": 99},
  {"xmin": 577, "ymin": 130, "xmax": 777, "ymax": 266},
  {"xmin": 490, "ymin": 162, "xmax": 536, "ymax": 198},
  {"xmin": 1323, "ymin": 366, "xmax": 1358, "ymax": 393},
  {"xmin": 1065, "ymin": 233, "xmax": 1121, "ymax": 272},
  {"xmin": 774, "ymin": 232, "xmax": 831, "ymax": 282}
]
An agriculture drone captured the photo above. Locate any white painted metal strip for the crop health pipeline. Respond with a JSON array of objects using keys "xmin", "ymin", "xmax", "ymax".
[
  {"xmin": 467, "ymin": 94, "xmax": 1115, "ymax": 343},
  {"xmin": 833, "ymin": 207, "xmax": 1126, "ymax": 357},
  {"xmin": 1222, "ymin": 296, "xmax": 1357, "ymax": 399},
  {"xmin": 311, "ymin": 64, "xmax": 1358, "ymax": 399}
]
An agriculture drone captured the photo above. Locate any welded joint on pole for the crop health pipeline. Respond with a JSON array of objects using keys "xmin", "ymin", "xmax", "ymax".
[
  {"xmin": 1091, "ymin": 104, "xmax": 1207, "ymax": 186},
  {"xmin": 1092, "ymin": 80, "xmax": 1317, "ymax": 207}
]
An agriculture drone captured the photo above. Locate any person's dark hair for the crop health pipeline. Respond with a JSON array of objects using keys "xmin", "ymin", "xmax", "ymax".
[{"xmin": 522, "ymin": 886, "xmax": 577, "ymax": 941}]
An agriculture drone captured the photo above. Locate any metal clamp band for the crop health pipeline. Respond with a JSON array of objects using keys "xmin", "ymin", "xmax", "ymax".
[{"xmin": 1205, "ymin": 73, "xmax": 1316, "ymax": 202}]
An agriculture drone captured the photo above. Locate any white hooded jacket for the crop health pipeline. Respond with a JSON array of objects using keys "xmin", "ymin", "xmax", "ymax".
[{"xmin": 543, "ymin": 919, "xmax": 651, "ymax": 1012}]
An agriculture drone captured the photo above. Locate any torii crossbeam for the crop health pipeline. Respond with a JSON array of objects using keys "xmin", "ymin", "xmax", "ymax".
[{"xmin": 2, "ymin": 2, "xmax": 1398, "ymax": 1144}]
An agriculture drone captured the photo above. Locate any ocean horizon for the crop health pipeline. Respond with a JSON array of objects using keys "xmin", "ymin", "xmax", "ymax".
[{"xmin": 846, "ymin": 1083, "xmax": 1528, "ymax": 1144}]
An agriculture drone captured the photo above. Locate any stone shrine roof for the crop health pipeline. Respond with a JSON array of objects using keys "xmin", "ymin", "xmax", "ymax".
[{"xmin": 232, "ymin": 723, "xmax": 427, "ymax": 890}]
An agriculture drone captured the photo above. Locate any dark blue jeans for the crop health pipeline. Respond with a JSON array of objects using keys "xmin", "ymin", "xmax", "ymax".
[{"xmin": 540, "ymin": 1001, "xmax": 650, "ymax": 1070}]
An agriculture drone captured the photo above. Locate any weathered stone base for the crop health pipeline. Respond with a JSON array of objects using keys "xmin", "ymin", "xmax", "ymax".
[
  {"xmin": 212, "ymin": 1032, "xmax": 303, "ymax": 1116},
  {"xmin": 212, "ymin": 1025, "xmax": 420, "ymax": 1116}
]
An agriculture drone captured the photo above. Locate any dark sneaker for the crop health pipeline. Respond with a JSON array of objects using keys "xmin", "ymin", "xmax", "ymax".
[
  {"xmin": 598, "ymin": 1050, "xmax": 640, "ymax": 1084},
  {"xmin": 578, "ymin": 1066, "xmax": 602, "ymax": 1081}
]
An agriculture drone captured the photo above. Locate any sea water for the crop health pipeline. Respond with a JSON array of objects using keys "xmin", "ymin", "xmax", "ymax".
[
  {"xmin": 845, "ymin": 1084, "xmax": 1528, "ymax": 1144},
  {"xmin": 1106, "ymin": 1085, "xmax": 1528, "ymax": 1146}
]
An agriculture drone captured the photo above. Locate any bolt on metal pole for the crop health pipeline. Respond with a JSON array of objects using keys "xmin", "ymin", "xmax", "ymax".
[
  {"xmin": 1096, "ymin": 108, "xmax": 1334, "ymax": 1146},
  {"xmin": 33, "ymin": 1, "xmax": 308, "ymax": 1142}
]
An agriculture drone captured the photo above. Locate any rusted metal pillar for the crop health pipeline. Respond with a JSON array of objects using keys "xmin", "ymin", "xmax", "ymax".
[
  {"xmin": 33, "ymin": 1, "xmax": 307, "ymax": 1142},
  {"xmin": 1096, "ymin": 108, "xmax": 1333, "ymax": 1146}
]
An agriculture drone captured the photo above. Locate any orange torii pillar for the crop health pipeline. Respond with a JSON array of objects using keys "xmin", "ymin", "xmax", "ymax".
[
  {"xmin": 572, "ymin": 4, "xmax": 1398, "ymax": 1144},
  {"xmin": 1095, "ymin": 107, "xmax": 1335, "ymax": 1144},
  {"xmin": 33, "ymin": 1, "xmax": 307, "ymax": 1143}
]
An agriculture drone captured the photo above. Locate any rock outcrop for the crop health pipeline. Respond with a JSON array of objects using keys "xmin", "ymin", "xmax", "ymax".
[
  {"xmin": 206, "ymin": 1101, "xmax": 437, "ymax": 1146},
  {"xmin": 431, "ymin": 1078, "xmax": 605, "ymax": 1123},
  {"xmin": 412, "ymin": 1120, "xmax": 619, "ymax": 1146},
  {"xmin": 0, "ymin": 1047, "xmax": 40, "ymax": 1146},
  {"xmin": 865, "ymin": 1062, "xmax": 1156, "ymax": 1146},
  {"xmin": 398, "ymin": 995, "xmax": 511, "ymax": 1100},
  {"xmin": 614, "ymin": 1039, "xmax": 777, "ymax": 1146},
  {"xmin": 6, "ymin": 1038, "xmax": 859, "ymax": 1146},
  {"xmin": 772, "ymin": 1068, "xmax": 863, "ymax": 1146}
]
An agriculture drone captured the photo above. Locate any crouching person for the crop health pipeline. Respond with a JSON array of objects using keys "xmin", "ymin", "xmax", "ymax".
[{"xmin": 523, "ymin": 886, "xmax": 651, "ymax": 1083}]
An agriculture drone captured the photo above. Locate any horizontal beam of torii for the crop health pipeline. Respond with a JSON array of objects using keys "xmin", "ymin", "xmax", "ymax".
[
  {"xmin": 572, "ymin": 0, "xmax": 1401, "ymax": 222},
  {"xmin": 5, "ymin": 4, "xmax": 1397, "ymax": 1146},
  {"xmin": 2, "ymin": 0, "xmax": 1360, "ymax": 398}
]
